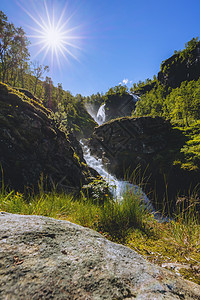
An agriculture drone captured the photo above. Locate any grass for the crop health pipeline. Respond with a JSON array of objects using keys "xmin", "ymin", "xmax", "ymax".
[{"xmin": 0, "ymin": 186, "xmax": 200, "ymax": 284}]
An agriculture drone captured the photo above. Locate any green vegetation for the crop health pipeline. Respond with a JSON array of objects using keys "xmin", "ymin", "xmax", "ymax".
[
  {"xmin": 0, "ymin": 186, "xmax": 199, "ymax": 284},
  {"xmin": 1, "ymin": 8, "xmax": 200, "ymax": 286},
  {"xmin": 161, "ymin": 37, "xmax": 200, "ymax": 72},
  {"xmin": 135, "ymin": 78, "xmax": 200, "ymax": 126},
  {"xmin": 133, "ymin": 38, "xmax": 200, "ymax": 172},
  {"xmin": 0, "ymin": 10, "xmax": 96, "ymax": 138}
]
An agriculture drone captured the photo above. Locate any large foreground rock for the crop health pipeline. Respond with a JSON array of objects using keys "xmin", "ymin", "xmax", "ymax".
[
  {"xmin": 0, "ymin": 83, "xmax": 96, "ymax": 192},
  {"xmin": 0, "ymin": 212, "xmax": 200, "ymax": 299}
]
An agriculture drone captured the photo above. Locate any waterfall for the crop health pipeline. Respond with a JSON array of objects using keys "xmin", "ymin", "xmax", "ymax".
[
  {"xmin": 85, "ymin": 93, "xmax": 139, "ymax": 127},
  {"xmin": 96, "ymin": 103, "xmax": 106, "ymax": 125},
  {"xmin": 84, "ymin": 103, "xmax": 100, "ymax": 125},
  {"xmin": 84, "ymin": 102, "xmax": 106, "ymax": 125},
  {"xmin": 130, "ymin": 93, "xmax": 140, "ymax": 103},
  {"xmin": 80, "ymin": 141, "xmax": 153, "ymax": 211}
]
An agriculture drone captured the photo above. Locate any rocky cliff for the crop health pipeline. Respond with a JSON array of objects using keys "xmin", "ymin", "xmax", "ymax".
[
  {"xmin": 89, "ymin": 116, "xmax": 200, "ymax": 209},
  {"xmin": 0, "ymin": 82, "xmax": 96, "ymax": 192},
  {"xmin": 158, "ymin": 40, "xmax": 200, "ymax": 88},
  {"xmin": 101, "ymin": 93, "xmax": 136, "ymax": 123},
  {"xmin": 1, "ymin": 212, "xmax": 200, "ymax": 299}
]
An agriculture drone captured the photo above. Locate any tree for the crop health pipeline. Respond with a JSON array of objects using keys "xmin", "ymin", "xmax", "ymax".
[
  {"xmin": 57, "ymin": 83, "xmax": 63, "ymax": 104},
  {"xmin": 44, "ymin": 76, "xmax": 53, "ymax": 109},
  {"xmin": 32, "ymin": 61, "xmax": 49, "ymax": 95},
  {"xmin": 0, "ymin": 11, "xmax": 30, "ymax": 83}
]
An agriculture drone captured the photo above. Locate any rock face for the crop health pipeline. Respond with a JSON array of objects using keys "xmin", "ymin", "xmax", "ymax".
[
  {"xmin": 158, "ymin": 41, "xmax": 200, "ymax": 88},
  {"xmin": 1, "ymin": 212, "xmax": 200, "ymax": 299},
  {"xmin": 0, "ymin": 83, "xmax": 96, "ymax": 192},
  {"xmin": 89, "ymin": 116, "xmax": 199, "ymax": 207},
  {"xmin": 100, "ymin": 93, "xmax": 137, "ymax": 123}
]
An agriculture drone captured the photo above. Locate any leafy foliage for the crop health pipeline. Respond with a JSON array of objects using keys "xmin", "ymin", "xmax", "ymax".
[{"xmin": 0, "ymin": 11, "xmax": 30, "ymax": 85}]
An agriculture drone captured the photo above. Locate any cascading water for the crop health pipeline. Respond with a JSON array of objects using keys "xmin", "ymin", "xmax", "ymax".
[
  {"xmin": 96, "ymin": 103, "xmax": 106, "ymax": 125},
  {"xmin": 130, "ymin": 93, "xmax": 140, "ymax": 103},
  {"xmin": 84, "ymin": 103, "xmax": 100, "ymax": 125},
  {"xmin": 85, "ymin": 93, "xmax": 139, "ymax": 126},
  {"xmin": 82, "ymin": 93, "xmax": 168, "ymax": 219},
  {"xmin": 80, "ymin": 141, "xmax": 153, "ymax": 211}
]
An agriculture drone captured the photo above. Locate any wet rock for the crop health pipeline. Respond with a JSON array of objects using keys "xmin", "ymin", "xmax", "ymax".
[
  {"xmin": 0, "ymin": 212, "xmax": 200, "ymax": 299},
  {"xmin": 95, "ymin": 93, "xmax": 137, "ymax": 125}
]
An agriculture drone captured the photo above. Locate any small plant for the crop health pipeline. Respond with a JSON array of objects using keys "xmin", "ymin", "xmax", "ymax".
[{"xmin": 81, "ymin": 178, "xmax": 113, "ymax": 204}]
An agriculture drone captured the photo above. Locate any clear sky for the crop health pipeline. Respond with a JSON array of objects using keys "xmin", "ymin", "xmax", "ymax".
[{"xmin": 1, "ymin": 0, "xmax": 200, "ymax": 96}]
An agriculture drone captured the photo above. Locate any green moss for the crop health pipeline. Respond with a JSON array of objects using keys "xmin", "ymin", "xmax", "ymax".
[
  {"xmin": 179, "ymin": 267, "xmax": 200, "ymax": 285},
  {"xmin": 73, "ymin": 152, "xmax": 81, "ymax": 165},
  {"xmin": 0, "ymin": 82, "xmax": 52, "ymax": 118},
  {"xmin": 126, "ymin": 218, "xmax": 200, "ymax": 285}
]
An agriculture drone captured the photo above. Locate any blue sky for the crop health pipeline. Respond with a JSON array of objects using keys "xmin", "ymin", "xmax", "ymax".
[{"xmin": 1, "ymin": 0, "xmax": 200, "ymax": 96}]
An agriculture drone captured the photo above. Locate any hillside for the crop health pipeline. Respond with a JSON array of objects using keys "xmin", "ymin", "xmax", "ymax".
[{"xmin": 0, "ymin": 82, "xmax": 98, "ymax": 192}]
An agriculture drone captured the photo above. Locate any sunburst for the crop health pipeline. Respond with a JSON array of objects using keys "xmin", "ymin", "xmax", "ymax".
[{"xmin": 21, "ymin": 0, "xmax": 82, "ymax": 68}]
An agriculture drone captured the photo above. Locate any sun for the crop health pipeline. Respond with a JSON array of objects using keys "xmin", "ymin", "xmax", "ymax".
[
  {"xmin": 44, "ymin": 27, "xmax": 63, "ymax": 49},
  {"xmin": 21, "ymin": 0, "xmax": 82, "ymax": 67}
]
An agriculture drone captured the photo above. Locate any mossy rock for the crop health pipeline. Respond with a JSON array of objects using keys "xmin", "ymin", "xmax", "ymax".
[{"xmin": 0, "ymin": 82, "xmax": 98, "ymax": 192}]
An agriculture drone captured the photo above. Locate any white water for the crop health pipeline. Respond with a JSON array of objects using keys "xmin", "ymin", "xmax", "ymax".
[
  {"xmin": 84, "ymin": 103, "xmax": 100, "ymax": 125},
  {"xmin": 94, "ymin": 93, "xmax": 139, "ymax": 126},
  {"xmin": 81, "ymin": 141, "xmax": 153, "ymax": 211},
  {"xmin": 130, "ymin": 93, "xmax": 140, "ymax": 103},
  {"xmin": 96, "ymin": 103, "xmax": 106, "ymax": 125},
  {"xmin": 82, "ymin": 93, "xmax": 169, "ymax": 219}
]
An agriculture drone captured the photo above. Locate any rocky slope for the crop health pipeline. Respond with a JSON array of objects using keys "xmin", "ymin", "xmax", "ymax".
[
  {"xmin": 158, "ymin": 40, "xmax": 200, "ymax": 88},
  {"xmin": 1, "ymin": 212, "xmax": 200, "ymax": 299},
  {"xmin": 89, "ymin": 116, "xmax": 200, "ymax": 208},
  {"xmin": 0, "ymin": 83, "xmax": 96, "ymax": 192}
]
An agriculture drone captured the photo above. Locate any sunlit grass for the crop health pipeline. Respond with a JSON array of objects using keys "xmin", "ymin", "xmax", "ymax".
[{"xmin": 0, "ymin": 187, "xmax": 200, "ymax": 284}]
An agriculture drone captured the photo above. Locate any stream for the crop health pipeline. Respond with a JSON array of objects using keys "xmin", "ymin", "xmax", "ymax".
[
  {"xmin": 80, "ymin": 140, "xmax": 153, "ymax": 212},
  {"xmin": 82, "ymin": 94, "xmax": 158, "ymax": 214}
]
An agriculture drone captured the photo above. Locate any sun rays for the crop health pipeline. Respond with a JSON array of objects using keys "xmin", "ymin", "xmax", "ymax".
[{"xmin": 20, "ymin": 0, "xmax": 82, "ymax": 68}]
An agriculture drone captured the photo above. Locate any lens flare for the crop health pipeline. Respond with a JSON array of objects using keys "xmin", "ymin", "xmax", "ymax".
[{"xmin": 20, "ymin": 0, "xmax": 82, "ymax": 68}]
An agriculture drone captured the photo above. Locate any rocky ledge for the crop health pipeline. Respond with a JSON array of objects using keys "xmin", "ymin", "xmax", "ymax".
[
  {"xmin": 0, "ymin": 212, "xmax": 200, "ymax": 299},
  {"xmin": 0, "ymin": 83, "xmax": 96, "ymax": 192}
]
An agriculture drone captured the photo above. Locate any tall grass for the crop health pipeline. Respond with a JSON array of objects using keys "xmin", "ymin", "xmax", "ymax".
[
  {"xmin": 0, "ymin": 185, "xmax": 151, "ymax": 242},
  {"xmin": 99, "ymin": 188, "xmax": 151, "ymax": 242},
  {"xmin": 168, "ymin": 194, "xmax": 200, "ymax": 250},
  {"xmin": 1, "ymin": 182, "xmax": 200, "ymax": 284}
]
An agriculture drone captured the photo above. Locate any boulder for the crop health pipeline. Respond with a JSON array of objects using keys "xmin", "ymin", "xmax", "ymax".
[
  {"xmin": 0, "ymin": 212, "xmax": 200, "ymax": 299},
  {"xmin": 89, "ymin": 116, "xmax": 200, "ymax": 208},
  {"xmin": 0, "ymin": 83, "xmax": 96, "ymax": 192}
]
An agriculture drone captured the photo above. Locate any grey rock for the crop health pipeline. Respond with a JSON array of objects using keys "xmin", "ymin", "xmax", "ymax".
[{"xmin": 0, "ymin": 212, "xmax": 200, "ymax": 299}]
